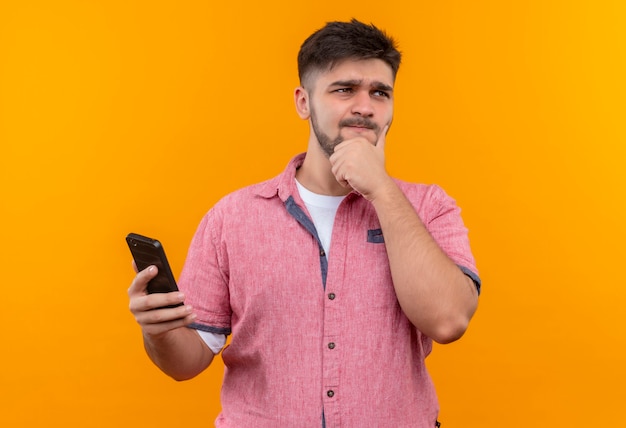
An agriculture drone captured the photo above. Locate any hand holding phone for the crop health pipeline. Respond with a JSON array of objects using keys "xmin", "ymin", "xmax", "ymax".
[{"xmin": 126, "ymin": 233, "xmax": 182, "ymax": 307}]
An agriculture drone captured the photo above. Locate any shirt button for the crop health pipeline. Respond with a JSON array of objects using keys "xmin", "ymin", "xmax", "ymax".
[
  {"xmin": 328, "ymin": 293, "xmax": 336, "ymax": 300},
  {"xmin": 320, "ymin": 249, "xmax": 326, "ymax": 257},
  {"xmin": 328, "ymin": 342, "xmax": 335, "ymax": 349},
  {"xmin": 327, "ymin": 390, "xmax": 334, "ymax": 398}
]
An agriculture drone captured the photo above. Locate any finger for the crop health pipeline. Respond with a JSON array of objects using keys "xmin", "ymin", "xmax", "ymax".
[
  {"xmin": 330, "ymin": 138, "xmax": 353, "ymax": 158},
  {"xmin": 138, "ymin": 307, "xmax": 197, "ymax": 336},
  {"xmin": 131, "ymin": 259, "xmax": 138, "ymax": 273},
  {"xmin": 130, "ymin": 289, "xmax": 186, "ymax": 311},
  {"xmin": 330, "ymin": 154, "xmax": 351, "ymax": 187},
  {"xmin": 128, "ymin": 265, "xmax": 158, "ymax": 296},
  {"xmin": 134, "ymin": 301, "xmax": 193, "ymax": 324},
  {"xmin": 329, "ymin": 144, "xmax": 346, "ymax": 171},
  {"xmin": 141, "ymin": 313, "xmax": 197, "ymax": 337},
  {"xmin": 330, "ymin": 137, "xmax": 364, "ymax": 167},
  {"xmin": 376, "ymin": 125, "xmax": 389, "ymax": 151}
]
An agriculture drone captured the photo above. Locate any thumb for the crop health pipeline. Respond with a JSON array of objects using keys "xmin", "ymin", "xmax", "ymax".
[{"xmin": 376, "ymin": 125, "xmax": 388, "ymax": 151}]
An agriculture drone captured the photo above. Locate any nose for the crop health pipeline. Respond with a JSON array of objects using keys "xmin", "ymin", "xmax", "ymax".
[{"xmin": 351, "ymin": 90, "xmax": 374, "ymax": 117}]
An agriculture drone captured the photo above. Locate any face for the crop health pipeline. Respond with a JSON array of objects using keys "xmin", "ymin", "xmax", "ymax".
[{"xmin": 296, "ymin": 59, "xmax": 395, "ymax": 157}]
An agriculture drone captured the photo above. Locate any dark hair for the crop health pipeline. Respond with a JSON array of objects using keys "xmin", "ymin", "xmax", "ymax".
[{"xmin": 297, "ymin": 19, "xmax": 402, "ymax": 86}]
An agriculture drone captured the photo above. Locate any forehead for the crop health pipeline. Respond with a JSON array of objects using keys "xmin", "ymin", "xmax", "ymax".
[{"xmin": 307, "ymin": 58, "xmax": 394, "ymax": 89}]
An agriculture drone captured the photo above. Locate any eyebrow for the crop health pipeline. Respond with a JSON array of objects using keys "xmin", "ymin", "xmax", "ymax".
[{"xmin": 329, "ymin": 79, "xmax": 394, "ymax": 92}]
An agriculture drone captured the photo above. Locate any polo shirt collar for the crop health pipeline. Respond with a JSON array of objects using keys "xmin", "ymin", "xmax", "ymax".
[{"xmin": 256, "ymin": 153, "xmax": 306, "ymax": 202}]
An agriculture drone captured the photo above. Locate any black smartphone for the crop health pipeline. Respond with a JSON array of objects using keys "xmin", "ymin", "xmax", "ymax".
[{"xmin": 126, "ymin": 233, "xmax": 181, "ymax": 302}]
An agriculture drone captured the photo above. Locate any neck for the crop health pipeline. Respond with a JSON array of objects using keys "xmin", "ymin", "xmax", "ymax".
[{"xmin": 296, "ymin": 143, "xmax": 351, "ymax": 196}]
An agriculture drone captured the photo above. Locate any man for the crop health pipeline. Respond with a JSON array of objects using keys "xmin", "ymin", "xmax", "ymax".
[{"xmin": 129, "ymin": 19, "xmax": 480, "ymax": 427}]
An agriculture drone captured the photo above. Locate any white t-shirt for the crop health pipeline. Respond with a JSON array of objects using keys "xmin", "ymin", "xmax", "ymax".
[{"xmin": 295, "ymin": 179, "xmax": 346, "ymax": 258}]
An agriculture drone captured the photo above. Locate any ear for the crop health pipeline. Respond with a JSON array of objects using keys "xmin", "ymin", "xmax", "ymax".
[{"xmin": 294, "ymin": 86, "xmax": 311, "ymax": 120}]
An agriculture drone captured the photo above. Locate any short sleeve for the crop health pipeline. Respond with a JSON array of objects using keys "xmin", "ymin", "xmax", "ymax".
[
  {"xmin": 420, "ymin": 185, "xmax": 481, "ymax": 293},
  {"xmin": 178, "ymin": 209, "xmax": 232, "ymax": 334}
]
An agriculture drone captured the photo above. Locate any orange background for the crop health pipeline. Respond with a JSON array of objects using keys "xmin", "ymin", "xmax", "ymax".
[{"xmin": 1, "ymin": 1, "xmax": 625, "ymax": 427}]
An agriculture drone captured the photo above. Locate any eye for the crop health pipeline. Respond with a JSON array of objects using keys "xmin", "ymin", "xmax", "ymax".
[
  {"xmin": 372, "ymin": 90, "xmax": 390, "ymax": 98},
  {"xmin": 334, "ymin": 88, "xmax": 353, "ymax": 94}
]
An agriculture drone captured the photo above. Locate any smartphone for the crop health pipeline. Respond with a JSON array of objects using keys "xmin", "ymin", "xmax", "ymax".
[{"xmin": 126, "ymin": 233, "xmax": 181, "ymax": 305}]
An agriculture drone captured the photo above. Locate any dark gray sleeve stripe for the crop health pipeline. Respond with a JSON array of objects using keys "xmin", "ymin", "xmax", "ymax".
[
  {"xmin": 188, "ymin": 322, "xmax": 231, "ymax": 336},
  {"xmin": 458, "ymin": 265, "xmax": 481, "ymax": 295}
]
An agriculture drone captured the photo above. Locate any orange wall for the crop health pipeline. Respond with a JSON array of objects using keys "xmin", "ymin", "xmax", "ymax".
[{"xmin": 1, "ymin": 1, "xmax": 625, "ymax": 426}]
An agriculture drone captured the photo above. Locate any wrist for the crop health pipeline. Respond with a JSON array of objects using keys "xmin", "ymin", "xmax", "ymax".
[{"xmin": 367, "ymin": 176, "xmax": 398, "ymax": 204}]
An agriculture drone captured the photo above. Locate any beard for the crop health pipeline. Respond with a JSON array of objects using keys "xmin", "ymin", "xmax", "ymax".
[{"xmin": 310, "ymin": 108, "xmax": 380, "ymax": 158}]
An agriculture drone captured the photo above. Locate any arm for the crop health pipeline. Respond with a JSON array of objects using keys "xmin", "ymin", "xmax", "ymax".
[
  {"xmin": 368, "ymin": 181, "xmax": 478, "ymax": 343},
  {"xmin": 330, "ymin": 128, "xmax": 478, "ymax": 343},
  {"xmin": 128, "ymin": 265, "xmax": 215, "ymax": 380}
]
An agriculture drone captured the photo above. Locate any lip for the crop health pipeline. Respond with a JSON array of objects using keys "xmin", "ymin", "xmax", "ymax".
[{"xmin": 344, "ymin": 126, "xmax": 374, "ymax": 133}]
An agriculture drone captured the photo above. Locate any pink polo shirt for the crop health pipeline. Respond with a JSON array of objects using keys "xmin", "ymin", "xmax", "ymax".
[{"xmin": 178, "ymin": 153, "xmax": 480, "ymax": 428}]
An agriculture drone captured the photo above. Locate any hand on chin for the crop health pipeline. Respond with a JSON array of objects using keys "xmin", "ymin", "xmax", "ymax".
[{"xmin": 341, "ymin": 126, "xmax": 377, "ymax": 144}]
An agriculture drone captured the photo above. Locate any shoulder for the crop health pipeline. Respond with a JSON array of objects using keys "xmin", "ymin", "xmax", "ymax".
[
  {"xmin": 206, "ymin": 175, "xmax": 283, "ymax": 222},
  {"xmin": 393, "ymin": 178, "xmax": 452, "ymax": 204},
  {"xmin": 392, "ymin": 179, "xmax": 461, "ymax": 222}
]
